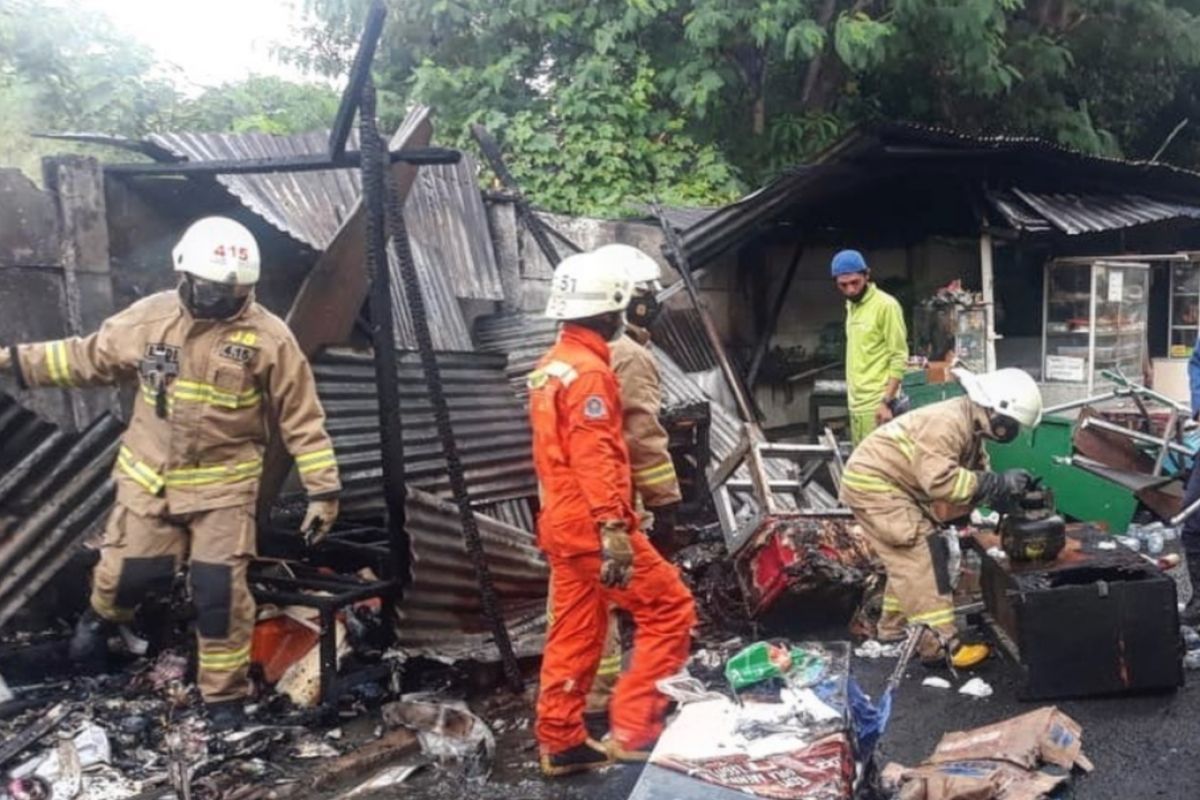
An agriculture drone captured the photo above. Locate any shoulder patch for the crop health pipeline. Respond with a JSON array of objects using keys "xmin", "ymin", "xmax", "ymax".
[{"xmin": 583, "ymin": 395, "xmax": 608, "ymax": 420}]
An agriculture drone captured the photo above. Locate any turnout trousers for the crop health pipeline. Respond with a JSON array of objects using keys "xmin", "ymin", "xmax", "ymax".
[
  {"xmin": 90, "ymin": 502, "xmax": 257, "ymax": 702},
  {"xmin": 842, "ymin": 488, "xmax": 955, "ymax": 659},
  {"xmin": 536, "ymin": 532, "xmax": 695, "ymax": 755}
]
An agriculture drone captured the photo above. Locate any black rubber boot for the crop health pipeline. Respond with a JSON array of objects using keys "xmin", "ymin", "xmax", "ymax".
[
  {"xmin": 540, "ymin": 738, "xmax": 612, "ymax": 776},
  {"xmin": 68, "ymin": 608, "xmax": 115, "ymax": 674},
  {"xmin": 206, "ymin": 700, "xmax": 246, "ymax": 732}
]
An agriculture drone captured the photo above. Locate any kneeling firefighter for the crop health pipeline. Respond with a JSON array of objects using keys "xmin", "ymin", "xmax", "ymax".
[
  {"xmin": 0, "ymin": 217, "xmax": 340, "ymax": 729},
  {"xmin": 839, "ymin": 368, "xmax": 1042, "ymax": 668}
]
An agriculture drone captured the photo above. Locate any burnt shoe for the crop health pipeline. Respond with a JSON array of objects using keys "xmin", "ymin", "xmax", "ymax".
[
  {"xmin": 68, "ymin": 609, "xmax": 115, "ymax": 673},
  {"xmin": 540, "ymin": 738, "xmax": 612, "ymax": 776},
  {"xmin": 206, "ymin": 700, "xmax": 246, "ymax": 732}
]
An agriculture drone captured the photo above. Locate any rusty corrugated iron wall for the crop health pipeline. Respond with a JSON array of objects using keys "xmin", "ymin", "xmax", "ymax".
[
  {"xmin": 0, "ymin": 393, "xmax": 122, "ymax": 629},
  {"xmin": 305, "ymin": 348, "xmax": 537, "ymax": 520},
  {"xmin": 397, "ymin": 487, "xmax": 546, "ymax": 651}
]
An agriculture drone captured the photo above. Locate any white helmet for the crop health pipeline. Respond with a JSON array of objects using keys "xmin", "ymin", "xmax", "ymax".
[
  {"xmin": 953, "ymin": 367, "xmax": 1043, "ymax": 428},
  {"xmin": 172, "ymin": 217, "xmax": 261, "ymax": 286},
  {"xmin": 544, "ymin": 251, "xmax": 634, "ymax": 320},
  {"xmin": 593, "ymin": 243, "xmax": 661, "ymax": 289}
]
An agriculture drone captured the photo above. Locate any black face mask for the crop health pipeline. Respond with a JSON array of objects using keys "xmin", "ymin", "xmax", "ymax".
[
  {"xmin": 987, "ymin": 412, "xmax": 1020, "ymax": 444},
  {"xmin": 182, "ymin": 276, "xmax": 246, "ymax": 319},
  {"xmin": 627, "ymin": 289, "xmax": 662, "ymax": 329}
]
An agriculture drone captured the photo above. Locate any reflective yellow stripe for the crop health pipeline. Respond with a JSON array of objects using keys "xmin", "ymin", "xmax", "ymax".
[
  {"xmin": 596, "ymin": 655, "xmax": 621, "ymax": 676},
  {"xmin": 949, "ymin": 469, "xmax": 975, "ymax": 504},
  {"xmin": 46, "ymin": 341, "xmax": 71, "ymax": 387},
  {"xmin": 296, "ymin": 448, "xmax": 337, "ymax": 475},
  {"xmin": 881, "ymin": 595, "xmax": 903, "ymax": 612},
  {"xmin": 841, "ymin": 470, "xmax": 898, "ymax": 494},
  {"xmin": 173, "ymin": 379, "xmax": 261, "ymax": 409},
  {"xmin": 198, "ymin": 644, "xmax": 251, "ymax": 671},
  {"xmin": 165, "ymin": 459, "xmax": 263, "ymax": 487},
  {"xmin": 634, "ymin": 461, "xmax": 677, "ymax": 487},
  {"xmin": 140, "ymin": 386, "xmax": 176, "ymax": 412},
  {"xmin": 909, "ymin": 608, "xmax": 955, "ymax": 626},
  {"xmin": 542, "ymin": 360, "xmax": 578, "ymax": 387},
  {"xmin": 884, "ymin": 428, "xmax": 916, "ymax": 461},
  {"xmin": 117, "ymin": 446, "xmax": 166, "ymax": 494}
]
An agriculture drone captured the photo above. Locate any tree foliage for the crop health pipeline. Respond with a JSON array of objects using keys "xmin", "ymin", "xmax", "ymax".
[
  {"xmin": 290, "ymin": 0, "xmax": 1200, "ymax": 216},
  {"xmin": 0, "ymin": 0, "xmax": 340, "ymax": 181}
]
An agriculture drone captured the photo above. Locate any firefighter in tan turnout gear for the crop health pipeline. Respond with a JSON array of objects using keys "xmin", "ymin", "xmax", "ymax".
[
  {"xmin": 0, "ymin": 217, "xmax": 339, "ymax": 730},
  {"xmin": 583, "ymin": 244, "xmax": 683, "ymax": 718},
  {"xmin": 839, "ymin": 368, "xmax": 1042, "ymax": 669}
]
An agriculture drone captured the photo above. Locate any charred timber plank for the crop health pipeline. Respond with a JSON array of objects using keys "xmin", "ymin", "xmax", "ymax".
[
  {"xmin": 0, "ymin": 702, "xmax": 68, "ymax": 769},
  {"xmin": 328, "ymin": 1, "xmax": 389, "ymax": 158},
  {"xmin": 104, "ymin": 148, "xmax": 458, "ymax": 177},
  {"xmin": 310, "ymin": 729, "xmax": 419, "ymax": 791}
]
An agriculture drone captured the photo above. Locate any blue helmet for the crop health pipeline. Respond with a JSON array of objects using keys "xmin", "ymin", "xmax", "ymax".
[{"xmin": 831, "ymin": 249, "xmax": 868, "ymax": 277}]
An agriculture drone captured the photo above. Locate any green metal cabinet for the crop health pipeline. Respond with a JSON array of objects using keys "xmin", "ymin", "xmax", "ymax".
[{"xmin": 986, "ymin": 417, "xmax": 1136, "ymax": 534}]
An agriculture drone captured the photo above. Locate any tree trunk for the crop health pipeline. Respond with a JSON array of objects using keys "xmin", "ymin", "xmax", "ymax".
[{"xmin": 801, "ymin": 0, "xmax": 839, "ymax": 107}]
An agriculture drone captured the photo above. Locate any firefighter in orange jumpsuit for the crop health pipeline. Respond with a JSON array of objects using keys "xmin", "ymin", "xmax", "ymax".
[
  {"xmin": 529, "ymin": 249, "xmax": 696, "ymax": 776},
  {"xmin": 0, "ymin": 217, "xmax": 339, "ymax": 730},
  {"xmin": 582, "ymin": 244, "xmax": 683, "ymax": 717}
]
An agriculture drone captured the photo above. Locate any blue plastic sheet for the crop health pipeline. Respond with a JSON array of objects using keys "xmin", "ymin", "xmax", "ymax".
[{"xmin": 847, "ymin": 677, "xmax": 892, "ymax": 756}]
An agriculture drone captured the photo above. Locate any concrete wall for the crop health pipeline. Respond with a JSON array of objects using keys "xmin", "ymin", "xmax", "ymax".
[{"xmin": 485, "ymin": 196, "xmax": 675, "ymax": 314}]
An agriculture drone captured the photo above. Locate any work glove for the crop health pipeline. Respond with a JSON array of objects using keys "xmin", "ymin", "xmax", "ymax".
[
  {"xmin": 302, "ymin": 498, "xmax": 340, "ymax": 546},
  {"xmin": 599, "ymin": 520, "xmax": 635, "ymax": 589},
  {"xmin": 973, "ymin": 469, "xmax": 1034, "ymax": 513}
]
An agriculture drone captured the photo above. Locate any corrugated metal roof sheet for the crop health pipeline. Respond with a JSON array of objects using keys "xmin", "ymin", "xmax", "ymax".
[
  {"xmin": 309, "ymin": 348, "xmax": 538, "ymax": 516},
  {"xmin": 989, "ymin": 188, "xmax": 1200, "ymax": 235},
  {"xmin": 149, "ymin": 114, "xmax": 503, "ymax": 303},
  {"xmin": 150, "ymin": 129, "xmax": 361, "ymax": 252},
  {"xmin": 470, "ymin": 312, "xmax": 808, "ymax": 499},
  {"xmin": 680, "ymin": 121, "xmax": 1200, "ymax": 265},
  {"xmin": 653, "ymin": 308, "xmax": 719, "ymax": 372},
  {"xmin": 397, "ymin": 487, "xmax": 546, "ymax": 650},
  {"xmin": 0, "ymin": 393, "xmax": 122, "ymax": 630}
]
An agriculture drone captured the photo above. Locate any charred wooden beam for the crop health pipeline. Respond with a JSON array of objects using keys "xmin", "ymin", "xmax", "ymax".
[
  {"xmin": 470, "ymin": 124, "xmax": 571, "ymax": 266},
  {"xmin": 328, "ymin": 0, "xmax": 389, "ymax": 158},
  {"xmin": 104, "ymin": 147, "xmax": 459, "ymax": 178}
]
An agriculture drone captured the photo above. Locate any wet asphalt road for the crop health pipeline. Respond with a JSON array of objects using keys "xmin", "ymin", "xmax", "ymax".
[{"xmin": 401, "ymin": 648, "xmax": 1200, "ymax": 800}]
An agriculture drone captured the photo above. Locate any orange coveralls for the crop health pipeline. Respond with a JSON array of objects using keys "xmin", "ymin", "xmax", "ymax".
[{"xmin": 528, "ymin": 324, "xmax": 695, "ymax": 755}]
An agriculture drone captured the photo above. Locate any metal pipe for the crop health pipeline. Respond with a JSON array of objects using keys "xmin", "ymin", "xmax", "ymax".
[
  {"xmin": 1099, "ymin": 369, "xmax": 1190, "ymax": 413},
  {"xmin": 1042, "ymin": 391, "xmax": 1123, "ymax": 417},
  {"xmin": 1171, "ymin": 493, "xmax": 1200, "ymax": 527},
  {"xmin": 1080, "ymin": 417, "xmax": 1196, "ymax": 457}
]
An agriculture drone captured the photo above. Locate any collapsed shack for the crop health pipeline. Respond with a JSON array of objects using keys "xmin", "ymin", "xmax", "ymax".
[
  {"xmin": 16, "ymin": 26, "xmax": 1198, "ymax": 800},
  {"xmin": 0, "ymin": 31, "xmax": 876, "ymax": 800}
]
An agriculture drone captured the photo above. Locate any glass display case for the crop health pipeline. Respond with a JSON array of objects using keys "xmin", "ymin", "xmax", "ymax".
[
  {"xmin": 1169, "ymin": 262, "xmax": 1200, "ymax": 359},
  {"xmin": 1042, "ymin": 260, "xmax": 1148, "ymax": 394}
]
